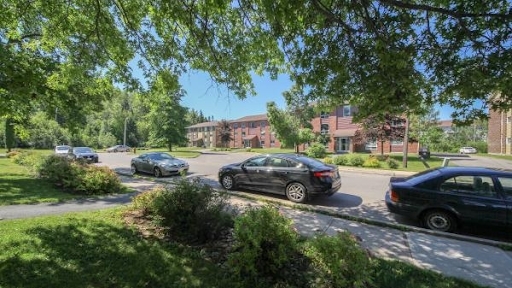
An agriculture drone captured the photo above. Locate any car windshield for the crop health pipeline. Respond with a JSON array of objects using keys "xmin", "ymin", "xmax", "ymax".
[
  {"xmin": 148, "ymin": 153, "xmax": 175, "ymax": 160},
  {"xmin": 56, "ymin": 146, "xmax": 69, "ymax": 151},
  {"xmin": 75, "ymin": 147, "xmax": 93, "ymax": 153}
]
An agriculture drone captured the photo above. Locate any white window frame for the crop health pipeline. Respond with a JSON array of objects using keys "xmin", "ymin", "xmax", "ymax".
[
  {"xmin": 391, "ymin": 139, "xmax": 404, "ymax": 146},
  {"xmin": 365, "ymin": 140, "xmax": 377, "ymax": 150},
  {"xmin": 320, "ymin": 124, "xmax": 329, "ymax": 134}
]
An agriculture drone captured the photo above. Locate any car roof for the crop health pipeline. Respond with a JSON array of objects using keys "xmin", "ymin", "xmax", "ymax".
[{"xmin": 435, "ymin": 166, "xmax": 512, "ymax": 176}]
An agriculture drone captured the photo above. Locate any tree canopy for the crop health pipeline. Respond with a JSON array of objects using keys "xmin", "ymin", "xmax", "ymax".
[{"xmin": 2, "ymin": 0, "xmax": 511, "ymax": 125}]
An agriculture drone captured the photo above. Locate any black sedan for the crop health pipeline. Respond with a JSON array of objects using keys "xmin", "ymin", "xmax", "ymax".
[
  {"xmin": 218, "ymin": 153, "xmax": 341, "ymax": 203},
  {"xmin": 385, "ymin": 167, "xmax": 512, "ymax": 232},
  {"xmin": 131, "ymin": 152, "xmax": 189, "ymax": 177},
  {"xmin": 68, "ymin": 147, "xmax": 99, "ymax": 163}
]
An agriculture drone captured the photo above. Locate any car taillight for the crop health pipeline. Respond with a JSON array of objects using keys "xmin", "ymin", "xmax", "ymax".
[
  {"xmin": 314, "ymin": 171, "xmax": 333, "ymax": 177},
  {"xmin": 390, "ymin": 190, "xmax": 399, "ymax": 202}
]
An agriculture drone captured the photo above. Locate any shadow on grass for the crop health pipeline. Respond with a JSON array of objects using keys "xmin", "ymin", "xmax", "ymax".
[
  {"xmin": 0, "ymin": 177, "xmax": 76, "ymax": 205},
  {"xmin": 0, "ymin": 216, "xmax": 230, "ymax": 288}
]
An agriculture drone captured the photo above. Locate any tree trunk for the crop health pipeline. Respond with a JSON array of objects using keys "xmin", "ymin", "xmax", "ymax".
[
  {"xmin": 5, "ymin": 118, "xmax": 15, "ymax": 153},
  {"xmin": 380, "ymin": 140, "xmax": 384, "ymax": 155}
]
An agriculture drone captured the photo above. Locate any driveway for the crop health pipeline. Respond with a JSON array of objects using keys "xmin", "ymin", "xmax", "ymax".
[{"xmin": 447, "ymin": 154, "xmax": 512, "ymax": 168}]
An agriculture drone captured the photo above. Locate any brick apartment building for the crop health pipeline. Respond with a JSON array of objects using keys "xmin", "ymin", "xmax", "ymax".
[
  {"xmin": 229, "ymin": 114, "xmax": 281, "ymax": 148},
  {"xmin": 186, "ymin": 121, "xmax": 219, "ymax": 148},
  {"xmin": 186, "ymin": 106, "xmax": 420, "ymax": 153},
  {"xmin": 488, "ymin": 109, "xmax": 512, "ymax": 154}
]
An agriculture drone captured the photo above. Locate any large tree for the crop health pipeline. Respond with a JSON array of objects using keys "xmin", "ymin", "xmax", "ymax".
[
  {"xmin": 2, "ymin": 0, "xmax": 512, "ymax": 129},
  {"xmin": 217, "ymin": 119, "xmax": 233, "ymax": 148},
  {"xmin": 354, "ymin": 114, "xmax": 406, "ymax": 155}
]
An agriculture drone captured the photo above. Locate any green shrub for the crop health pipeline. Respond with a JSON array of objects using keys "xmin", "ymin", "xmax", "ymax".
[
  {"xmin": 6, "ymin": 150, "xmax": 20, "ymax": 159},
  {"xmin": 306, "ymin": 143, "xmax": 327, "ymax": 158},
  {"xmin": 211, "ymin": 148, "xmax": 217, "ymax": 151},
  {"xmin": 151, "ymin": 178, "xmax": 233, "ymax": 244},
  {"xmin": 228, "ymin": 205, "xmax": 298, "ymax": 281},
  {"xmin": 37, "ymin": 155, "xmax": 75, "ymax": 184},
  {"xmin": 387, "ymin": 158, "xmax": 399, "ymax": 169},
  {"xmin": 11, "ymin": 151, "xmax": 42, "ymax": 168},
  {"xmin": 362, "ymin": 157, "xmax": 381, "ymax": 168},
  {"xmin": 245, "ymin": 148, "xmax": 252, "ymax": 152},
  {"xmin": 302, "ymin": 232, "xmax": 373, "ymax": 288},
  {"xmin": 333, "ymin": 155, "xmax": 349, "ymax": 166},
  {"xmin": 74, "ymin": 165, "xmax": 124, "ymax": 195},
  {"xmin": 370, "ymin": 154, "xmax": 389, "ymax": 161},
  {"xmin": 323, "ymin": 157, "xmax": 333, "ymax": 164},
  {"xmin": 132, "ymin": 187, "xmax": 165, "ymax": 215},
  {"xmin": 348, "ymin": 154, "xmax": 365, "ymax": 167}
]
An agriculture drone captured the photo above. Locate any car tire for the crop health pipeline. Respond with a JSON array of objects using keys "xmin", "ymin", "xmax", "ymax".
[
  {"xmin": 423, "ymin": 210, "xmax": 457, "ymax": 232},
  {"xmin": 154, "ymin": 167, "xmax": 162, "ymax": 178},
  {"xmin": 94, "ymin": 158, "xmax": 99, "ymax": 163},
  {"xmin": 286, "ymin": 182, "xmax": 308, "ymax": 203},
  {"xmin": 114, "ymin": 149, "xmax": 118, "ymax": 153},
  {"xmin": 131, "ymin": 164, "xmax": 138, "ymax": 175},
  {"xmin": 221, "ymin": 175, "xmax": 235, "ymax": 190}
]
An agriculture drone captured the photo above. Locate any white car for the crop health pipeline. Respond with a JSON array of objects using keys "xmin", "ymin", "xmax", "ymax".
[
  {"xmin": 54, "ymin": 145, "xmax": 71, "ymax": 156},
  {"xmin": 459, "ymin": 147, "xmax": 477, "ymax": 154},
  {"xmin": 106, "ymin": 145, "xmax": 131, "ymax": 153}
]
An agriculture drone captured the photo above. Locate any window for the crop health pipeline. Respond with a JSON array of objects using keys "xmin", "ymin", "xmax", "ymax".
[
  {"xmin": 320, "ymin": 111, "xmax": 330, "ymax": 119},
  {"xmin": 440, "ymin": 176, "xmax": 496, "ymax": 197},
  {"xmin": 249, "ymin": 122, "xmax": 256, "ymax": 128},
  {"xmin": 244, "ymin": 156, "xmax": 267, "ymax": 167},
  {"xmin": 241, "ymin": 123, "xmax": 246, "ymax": 128},
  {"xmin": 270, "ymin": 139, "xmax": 275, "ymax": 147},
  {"xmin": 267, "ymin": 157, "xmax": 290, "ymax": 168},
  {"xmin": 507, "ymin": 137, "xmax": 512, "ymax": 145},
  {"xmin": 343, "ymin": 106, "xmax": 351, "ymax": 117},
  {"xmin": 391, "ymin": 139, "xmax": 403, "ymax": 145},
  {"xmin": 261, "ymin": 121, "xmax": 266, "ymax": 127},
  {"xmin": 365, "ymin": 140, "xmax": 377, "ymax": 150},
  {"xmin": 260, "ymin": 129, "xmax": 266, "ymax": 135},
  {"xmin": 321, "ymin": 124, "xmax": 329, "ymax": 134},
  {"xmin": 260, "ymin": 140, "xmax": 265, "ymax": 146},
  {"xmin": 391, "ymin": 118, "xmax": 404, "ymax": 127},
  {"xmin": 497, "ymin": 177, "xmax": 512, "ymax": 199},
  {"xmin": 233, "ymin": 123, "xmax": 238, "ymax": 129},
  {"xmin": 508, "ymin": 116, "xmax": 511, "ymax": 123},
  {"xmin": 242, "ymin": 131, "xmax": 246, "ymax": 137}
]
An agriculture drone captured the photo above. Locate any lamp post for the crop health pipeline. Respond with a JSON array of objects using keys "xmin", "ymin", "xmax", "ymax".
[{"xmin": 123, "ymin": 117, "xmax": 128, "ymax": 146}]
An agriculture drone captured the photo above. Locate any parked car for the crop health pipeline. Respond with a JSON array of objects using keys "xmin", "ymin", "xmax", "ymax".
[
  {"xmin": 131, "ymin": 152, "xmax": 189, "ymax": 177},
  {"xmin": 459, "ymin": 146, "xmax": 477, "ymax": 154},
  {"xmin": 218, "ymin": 153, "xmax": 341, "ymax": 203},
  {"xmin": 68, "ymin": 147, "xmax": 99, "ymax": 163},
  {"xmin": 418, "ymin": 147, "xmax": 430, "ymax": 159},
  {"xmin": 54, "ymin": 145, "xmax": 71, "ymax": 156},
  {"xmin": 106, "ymin": 145, "xmax": 131, "ymax": 153},
  {"xmin": 385, "ymin": 166, "xmax": 512, "ymax": 233}
]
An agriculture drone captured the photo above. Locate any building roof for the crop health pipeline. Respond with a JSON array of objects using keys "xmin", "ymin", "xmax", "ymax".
[
  {"xmin": 187, "ymin": 121, "xmax": 219, "ymax": 129},
  {"xmin": 439, "ymin": 120, "xmax": 453, "ymax": 127},
  {"xmin": 232, "ymin": 113, "xmax": 268, "ymax": 122}
]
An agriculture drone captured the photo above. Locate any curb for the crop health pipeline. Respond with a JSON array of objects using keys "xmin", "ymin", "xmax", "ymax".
[{"xmin": 116, "ymin": 171, "xmax": 512, "ymax": 251}]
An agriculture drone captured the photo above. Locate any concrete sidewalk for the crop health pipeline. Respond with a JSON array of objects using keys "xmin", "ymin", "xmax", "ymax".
[{"xmin": 1, "ymin": 175, "xmax": 512, "ymax": 288}]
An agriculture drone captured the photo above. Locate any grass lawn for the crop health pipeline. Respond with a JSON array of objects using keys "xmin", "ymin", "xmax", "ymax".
[
  {"xmin": 0, "ymin": 158, "xmax": 132, "ymax": 206},
  {"xmin": 0, "ymin": 208, "xmax": 484, "ymax": 288}
]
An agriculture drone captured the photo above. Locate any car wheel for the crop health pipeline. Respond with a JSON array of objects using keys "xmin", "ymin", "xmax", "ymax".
[
  {"xmin": 94, "ymin": 158, "xmax": 99, "ymax": 163},
  {"xmin": 221, "ymin": 175, "xmax": 235, "ymax": 190},
  {"xmin": 423, "ymin": 210, "xmax": 457, "ymax": 232},
  {"xmin": 131, "ymin": 164, "xmax": 138, "ymax": 175},
  {"xmin": 154, "ymin": 167, "xmax": 162, "ymax": 178},
  {"xmin": 114, "ymin": 149, "xmax": 118, "ymax": 153},
  {"xmin": 286, "ymin": 182, "xmax": 308, "ymax": 203}
]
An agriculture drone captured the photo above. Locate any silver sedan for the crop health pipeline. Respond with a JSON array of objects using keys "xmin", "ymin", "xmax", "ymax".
[{"xmin": 130, "ymin": 152, "xmax": 189, "ymax": 177}]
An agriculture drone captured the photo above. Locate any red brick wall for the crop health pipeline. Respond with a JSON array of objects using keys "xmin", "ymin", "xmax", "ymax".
[
  {"xmin": 228, "ymin": 120, "xmax": 281, "ymax": 148},
  {"xmin": 488, "ymin": 109, "xmax": 504, "ymax": 154}
]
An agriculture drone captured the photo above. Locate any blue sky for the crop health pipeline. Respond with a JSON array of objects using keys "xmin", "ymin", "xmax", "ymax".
[{"xmin": 179, "ymin": 71, "xmax": 455, "ymax": 121}]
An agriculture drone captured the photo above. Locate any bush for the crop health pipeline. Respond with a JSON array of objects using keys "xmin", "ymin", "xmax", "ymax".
[
  {"xmin": 306, "ymin": 143, "xmax": 327, "ymax": 158},
  {"xmin": 11, "ymin": 151, "xmax": 42, "ymax": 168},
  {"xmin": 387, "ymin": 158, "xmax": 399, "ymax": 169},
  {"xmin": 74, "ymin": 165, "xmax": 124, "ymax": 195},
  {"xmin": 6, "ymin": 150, "xmax": 20, "ymax": 159},
  {"xmin": 132, "ymin": 187, "xmax": 166, "ymax": 215},
  {"xmin": 323, "ymin": 157, "xmax": 333, "ymax": 164},
  {"xmin": 151, "ymin": 178, "xmax": 233, "ymax": 244},
  {"xmin": 362, "ymin": 157, "xmax": 381, "ymax": 168},
  {"xmin": 228, "ymin": 205, "xmax": 298, "ymax": 281},
  {"xmin": 333, "ymin": 155, "xmax": 349, "ymax": 166},
  {"xmin": 348, "ymin": 154, "xmax": 365, "ymax": 167},
  {"xmin": 302, "ymin": 232, "xmax": 373, "ymax": 288},
  {"xmin": 369, "ymin": 154, "xmax": 389, "ymax": 161},
  {"xmin": 37, "ymin": 155, "xmax": 122, "ymax": 195}
]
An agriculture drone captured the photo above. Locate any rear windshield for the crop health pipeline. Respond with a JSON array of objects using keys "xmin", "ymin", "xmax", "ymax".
[
  {"xmin": 292, "ymin": 156, "xmax": 327, "ymax": 169},
  {"xmin": 56, "ymin": 146, "xmax": 70, "ymax": 151},
  {"xmin": 75, "ymin": 147, "xmax": 94, "ymax": 153},
  {"xmin": 404, "ymin": 169, "xmax": 442, "ymax": 185}
]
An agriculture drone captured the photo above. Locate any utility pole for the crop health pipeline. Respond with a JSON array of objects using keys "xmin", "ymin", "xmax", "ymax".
[
  {"xmin": 124, "ymin": 117, "xmax": 128, "ymax": 146},
  {"xmin": 402, "ymin": 115, "xmax": 410, "ymax": 168}
]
